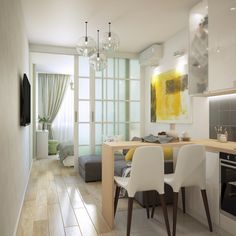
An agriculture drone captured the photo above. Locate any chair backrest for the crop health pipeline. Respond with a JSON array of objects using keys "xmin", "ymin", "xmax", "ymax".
[
  {"xmin": 173, "ymin": 144, "xmax": 206, "ymax": 192},
  {"xmin": 126, "ymin": 146, "xmax": 164, "ymax": 197}
]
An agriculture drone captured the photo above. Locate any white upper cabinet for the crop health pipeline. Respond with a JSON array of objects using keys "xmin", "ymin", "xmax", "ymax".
[
  {"xmin": 189, "ymin": 0, "xmax": 208, "ymax": 95},
  {"xmin": 189, "ymin": 0, "xmax": 236, "ymax": 95},
  {"xmin": 208, "ymin": 0, "xmax": 236, "ymax": 91}
]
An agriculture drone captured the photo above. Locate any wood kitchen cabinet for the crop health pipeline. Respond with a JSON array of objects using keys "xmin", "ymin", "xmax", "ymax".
[
  {"xmin": 208, "ymin": 0, "xmax": 236, "ymax": 91},
  {"xmin": 185, "ymin": 151, "xmax": 220, "ymax": 225}
]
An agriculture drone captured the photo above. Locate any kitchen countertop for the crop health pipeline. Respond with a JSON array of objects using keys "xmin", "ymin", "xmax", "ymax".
[
  {"xmin": 194, "ymin": 139, "xmax": 236, "ymax": 155},
  {"xmin": 104, "ymin": 139, "xmax": 236, "ymax": 155}
]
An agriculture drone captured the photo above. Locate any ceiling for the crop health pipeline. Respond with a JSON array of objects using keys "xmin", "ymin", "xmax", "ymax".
[{"xmin": 21, "ymin": 0, "xmax": 200, "ymax": 53}]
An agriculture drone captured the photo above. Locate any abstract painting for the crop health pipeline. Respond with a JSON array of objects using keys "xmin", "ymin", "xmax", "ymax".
[{"xmin": 151, "ymin": 69, "xmax": 191, "ymax": 123}]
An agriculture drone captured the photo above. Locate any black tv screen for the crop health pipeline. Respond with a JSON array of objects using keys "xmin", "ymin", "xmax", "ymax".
[{"xmin": 20, "ymin": 73, "xmax": 31, "ymax": 126}]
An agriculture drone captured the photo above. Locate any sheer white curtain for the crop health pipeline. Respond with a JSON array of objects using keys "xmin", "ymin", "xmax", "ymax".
[{"xmin": 52, "ymin": 84, "xmax": 74, "ymax": 142}]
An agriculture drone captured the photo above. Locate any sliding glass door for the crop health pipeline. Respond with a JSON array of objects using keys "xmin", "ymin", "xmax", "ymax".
[{"xmin": 74, "ymin": 56, "xmax": 141, "ymax": 160}]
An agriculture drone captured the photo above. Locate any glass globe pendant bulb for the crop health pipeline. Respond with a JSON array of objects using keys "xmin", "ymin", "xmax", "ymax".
[
  {"xmin": 89, "ymin": 30, "xmax": 107, "ymax": 71},
  {"xmin": 102, "ymin": 22, "xmax": 120, "ymax": 52},
  {"xmin": 76, "ymin": 21, "xmax": 96, "ymax": 57}
]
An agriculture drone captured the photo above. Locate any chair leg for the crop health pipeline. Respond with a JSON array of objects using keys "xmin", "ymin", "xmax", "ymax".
[
  {"xmin": 127, "ymin": 197, "xmax": 134, "ymax": 236},
  {"xmin": 159, "ymin": 194, "xmax": 171, "ymax": 236},
  {"xmin": 173, "ymin": 192, "xmax": 178, "ymax": 236},
  {"xmin": 114, "ymin": 186, "xmax": 121, "ymax": 217},
  {"xmin": 151, "ymin": 191, "xmax": 157, "ymax": 218},
  {"xmin": 181, "ymin": 187, "xmax": 186, "ymax": 213},
  {"xmin": 201, "ymin": 189, "xmax": 213, "ymax": 232},
  {"xmin": 144, "ymin": 191, "xmax": 150, "ymax": 219}
]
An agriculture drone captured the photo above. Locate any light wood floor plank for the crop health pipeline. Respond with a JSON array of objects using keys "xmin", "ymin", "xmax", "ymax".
[
  {"xmin": 65, "ymin": 226, "xmax": 82, "ymax": 236},
  {"xmin": 32, "ymin": 220, "xmax": 49, "ymax": 236},
  {"xmin": 48, "ymin": 204, "xmax": 65, "ymax": 236},
  {"xmin": 66, "ymin": 185, "xmax": 84, "ymax": 209},
  {"xmin": 74, "ymin": 208, "xmax": 98, "ymax": 236},
  {"xmin": 57, "ymin": 190, "xmax": 78, "ymax": 227},
  {"xmin": 34, "ymin": 204, "xmax": 48, "ymax": 221}
]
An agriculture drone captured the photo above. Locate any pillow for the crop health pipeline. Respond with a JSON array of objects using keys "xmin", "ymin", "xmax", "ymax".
[
  {"xmin": 124, "ymin": 146, "xmax": 173, "ymax": 161},
  {"xmin": 163, "ymin": 147, "xmax": 173, "ymax": 160},
  {"xmin": 125, "ymin": 148, "xmax": 136, "ymax": 161}
]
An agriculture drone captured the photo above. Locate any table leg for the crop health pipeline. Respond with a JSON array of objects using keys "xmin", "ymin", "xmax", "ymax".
[{"xmin": 102, "ymin": 145, "xmax": 114, "ymax": 229}]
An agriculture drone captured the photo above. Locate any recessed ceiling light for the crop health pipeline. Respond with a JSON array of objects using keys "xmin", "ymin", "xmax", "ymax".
[{"xmin": 230, "ymin": 7, "xmax": 236, "ymax": 11}]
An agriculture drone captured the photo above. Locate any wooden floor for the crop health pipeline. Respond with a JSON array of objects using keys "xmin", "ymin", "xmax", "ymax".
[{"xmin": 16, "ymin": 157, "xmax": 221, "ymax": 236}]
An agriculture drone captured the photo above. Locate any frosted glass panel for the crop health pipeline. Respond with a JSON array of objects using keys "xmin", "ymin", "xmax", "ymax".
[
  {"xmin": 79, "ymin": 101, "xmax": 90, "ymax": 122},
  {"xmin": 119, "ymin": 80, "xmax": 126, "ymax": 100},
  {"xmin": 107, "ymin": 123, "xmax": 114, "ymax": 136},
  {"xmin": 130, "ymin": 81, "xmax": 140, "ymax": 100},
  {"xmin": 95, "ymin": 146, "xmax": 101, "ymax": 155},
  {"xmin": 130, "ymin": 59, "xmax": 140, "ymax": 79},
  {"xmin": 95, "ymin": 124, "xmax": 102, "ymax": 145},
  {"xmin": 103, "ymin": 79, "xmax": 107, "ymax": 100},
  {"xmin": 79, "ymin": 146, "xmax": 90, "ymax": 155},
  {"xmin": 103, "ymin": 101, "xmax": 107, "ymax": 122},
  {"xmin": 118, "ymin": 123, "xmax": 127, "ymax": 140},
  {"xmin": 79, "ymin": 57, "xmax": 89, "ymax": 77},
  {"xmin": 115, "ymin": 59, "xmax": 119, "ymax": 78},
  {"xmin": 107, "ymin": 79, "xmax": 114, "ymax": 100},
  {"xmin": 79, "ymin": 124, "xmax": 90, "ymax": 145},
  {"xmin": 119, "ymin": 59, "xmax": 126, "ymax": 78},
  {"xmin": 130, "ymin": 123, "xmax": 140, "ymax": 138},
  {"xmin": 107, "ymin": 101, "xmax": 114, "ymax": 122},
  {"xmin": 115, "ymin": 80, "xmax": 119, "ymax": 100},
  {"xmin": 95, "ymin": 70, "xmax": 102, "ymax": 78},
  {"xmin": 79, "ymin": 78, "xmax": 90, "ymax": 99},
  {"xmin": 130, "ymin": 102, "xmax": 140, "ymax": 122},
  {"xmin": 107, "ymin": 58, "xmax": 114, "ymax": 78},
  {"xmin": 119, "ymin": 101, "xmax": 127, "ymax": 122},
  {"xmin": 95, "ymin": 79, "xmax": 102, "ymax": 99},
  {"xmin": 95, "ymin": 101, "xmax": 102, "ymax": 122}
]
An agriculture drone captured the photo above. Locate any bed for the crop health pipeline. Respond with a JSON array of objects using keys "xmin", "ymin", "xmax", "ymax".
[{"xmin": 57, "ymin": 142, "xmax": 74, "ymax": 167}]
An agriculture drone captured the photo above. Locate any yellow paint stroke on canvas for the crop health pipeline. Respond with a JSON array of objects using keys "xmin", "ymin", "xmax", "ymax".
[{"xmin": 151, "ymin": 70, "xmax": 184, "ymax": 120}]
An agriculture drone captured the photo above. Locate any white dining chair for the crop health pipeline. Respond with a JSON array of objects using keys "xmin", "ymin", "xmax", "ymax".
[
  {"xmin": 114, "ymin": 146, "xmax": 171, "ymax": 236},
  {"xmin": 159, "ymin": 144, "xmax": 213, "ymax": 236}
]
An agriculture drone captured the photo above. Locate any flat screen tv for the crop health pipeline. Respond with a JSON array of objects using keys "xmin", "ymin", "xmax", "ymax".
[{"xmin": 20, "ymin": 73, "xmax": 31, "ymax": 126}]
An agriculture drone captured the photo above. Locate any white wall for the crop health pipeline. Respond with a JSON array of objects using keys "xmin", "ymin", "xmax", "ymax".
[
  {"xmin": 144, "ymin": 29, "xmax": 209, "ymax": 138},
  {"xmin": 0, "ymin": 0, "xmax": 31, "ymax": 235}
]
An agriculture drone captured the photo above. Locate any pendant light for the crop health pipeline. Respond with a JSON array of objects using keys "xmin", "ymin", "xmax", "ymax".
[
  {"xmin": 102, "ymin": 22, "xmax": 120, "ymax": 52},
  {"xmin": 90, "ymin": 30, "xmax": 107, "ymax": 71},
  {"xmin": 76, "ymin": 21, "xmax": 96, "ymax": 57}
]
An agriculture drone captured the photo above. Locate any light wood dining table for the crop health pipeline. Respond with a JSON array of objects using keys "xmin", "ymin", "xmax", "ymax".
[{"xmin": 101, "ymin": 140, "xmax": 194, "ymax": 229}]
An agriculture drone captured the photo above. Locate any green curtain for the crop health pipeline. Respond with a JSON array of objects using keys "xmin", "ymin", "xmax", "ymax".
[{"xmin": 38, "ymin": 73, "xmax": 70, "ymax": 139}]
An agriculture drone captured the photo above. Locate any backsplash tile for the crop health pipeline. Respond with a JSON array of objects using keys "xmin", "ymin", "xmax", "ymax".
[{"xmin": 209, "ymin": 95, "xmax": 236, "ymax": 141}]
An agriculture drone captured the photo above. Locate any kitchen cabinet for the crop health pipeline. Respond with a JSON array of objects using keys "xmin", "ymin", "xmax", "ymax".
[
  {"xmin": 208, "ymin": 0, "xmax": 236, "ymax": 91},
  {"xmin": 189, "ymin": 0, "xmax": 236, "ymax": 95},
  {"xmin": 185, "ymin": 151, "xmax": 220, "ymax": 225}
]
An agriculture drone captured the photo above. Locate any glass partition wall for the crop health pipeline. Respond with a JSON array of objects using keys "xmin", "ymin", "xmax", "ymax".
[{"xmin": 76, "ymin": 56, "xmax": 141, "ymax": 156}]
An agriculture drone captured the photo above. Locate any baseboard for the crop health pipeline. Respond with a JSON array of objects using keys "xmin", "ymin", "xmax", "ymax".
[{"xmin": 13, "ymin": 160, "xmax": 33, "ymax": 236}]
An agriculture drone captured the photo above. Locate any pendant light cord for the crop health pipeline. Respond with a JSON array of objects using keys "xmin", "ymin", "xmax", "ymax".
[
  {"xmin": 85, "ymin": 21, "xmax": 88, "ymax": 42},
  {"xmin": 97, "ymin": 30, "xmax": 100, "ymax": 58},
  {"xmin": 108, "ymin": 22, "xmax": 111, "ymax": 38}
]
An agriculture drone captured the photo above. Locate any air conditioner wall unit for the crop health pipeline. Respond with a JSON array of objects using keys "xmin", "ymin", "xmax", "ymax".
[{"xmin": 139, "ymin": 44, "xmax": 163, "ymax": 66}]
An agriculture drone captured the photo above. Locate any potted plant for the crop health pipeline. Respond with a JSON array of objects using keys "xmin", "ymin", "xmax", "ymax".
[{"xmin": 38, "ymin": 115, "xmax": 50, "ymax": 130}]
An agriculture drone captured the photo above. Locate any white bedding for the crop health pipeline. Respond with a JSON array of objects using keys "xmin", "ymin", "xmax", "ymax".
[{"xmin": 62, "ymin": 155, "xmax": 74, "ymax": 167}]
